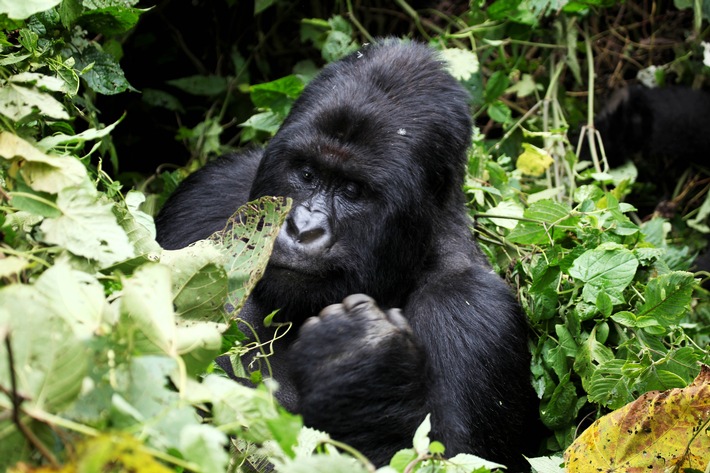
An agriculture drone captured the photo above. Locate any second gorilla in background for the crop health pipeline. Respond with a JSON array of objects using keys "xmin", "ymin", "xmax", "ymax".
[{"xmin": 156, "ymin": 39, "xmax": 538, "ymax": 469}]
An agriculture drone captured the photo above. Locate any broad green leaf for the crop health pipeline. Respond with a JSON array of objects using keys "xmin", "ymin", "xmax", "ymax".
[
  {"xmin": 508, "ymin": 221, "xmax": 548, "ymax": 245},
  {"xmin": 389, "ymin": 448, "xmax": 417, "ymax": 472},
  {"xmin": 240, "ymin": 110, "xmax": 283, "ymax": 136},
  {"xmin": 74, "ymin": 44, "xmax": 136, "ymax": 95},
  {"xmin": 484, "ymin": 70, "xmax": 510, "ymax": 102},
  {"xmin": 160, "ymin": 240, "xmax": 228, "ymax": 323},
  {"xmin": 541, "ymin": 373, "xmax": 580, "ymax": 429},
  {"xmin": 40, "ymin": 185, "xmax": 135, "ymax": 266},
  {"xmin": 637, "ymin": 271, "xmax": 695, "ymax": 327},
  {"xmin": 250, "ymin": 75, "xmax": 304, "ymax": 115},
  {"xmin": 568, "ymin": 245, "xmax": 638, "ymax": 304},
  {"xmin": 77, "ymin": 6, "xmax": 144, "ymax": 36},
  {"xmin": 0, "ymin": 0, "xmax": 61, "ymax": 20},
  {"xmin": 112, "ymin": 356, "xmax": 201, "ymax": 449}
]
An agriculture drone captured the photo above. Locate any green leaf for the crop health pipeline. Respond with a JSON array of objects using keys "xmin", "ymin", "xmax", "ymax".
[
  {"xmin": 481, "ymin": 200, "xmax": 523, "ymax": 229},
  {"xmin": 120, "ymin": 263, "xmax": 176, "ymax": 354},
  {"xmin": 568, "ymin": 245, "xmax": 638, "ymax": 304},
  {"xmin": 517, "ymin": 143, "xmax": 554, "ymax": 176},
  {"xmin": 77, "ymin": 6, "xmax": 144, "ymax": 36},
  {"xmin": 168, "ymin": 75, "xmax": 230, "ymax": 97},
  {"xmin": 389, "ymin": 448, "xmax": 417, "ymax": 472},
  {"xmin": 540, "ymin": 373, "xmax": 580, "ymax": 429},
  {"xmin": 636, "ymin": 271, "xmax": 695, "ymax": 327},
  {"xmin": 588, "ymin": 359, "xmax": 634, "ymax": 409},
  {"xmin": 484, "ymin": 70, "xmax": 510, "ymax": 102},
  {"xmin": 0, "ymin": 282, "xmax": 88, "ymax": 412},
  {"xmin": 74, "ymin": 44, "xmax": 136, "ymax": 95},
  {"xmin": 250, "ymin": 75, "xmax": 304, "ymax": 115}
]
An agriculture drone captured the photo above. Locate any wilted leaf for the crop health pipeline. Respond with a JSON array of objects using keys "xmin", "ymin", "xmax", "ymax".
[
  {"xmin": 211, "ymin": 196, "xmax": 291, "ymax": 313},
  {"xmin": 565, "ymin": 365, "xmax": 710, "ymax": 472}
]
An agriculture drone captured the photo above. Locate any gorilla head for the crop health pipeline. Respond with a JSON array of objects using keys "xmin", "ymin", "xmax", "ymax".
[
  {"xmin": 247, "ymin": 40, "xmax": 473, "ymax": 320},
  {"xmin": 155, "ymin": 39, "xmax": 538, "ymax": 470}
]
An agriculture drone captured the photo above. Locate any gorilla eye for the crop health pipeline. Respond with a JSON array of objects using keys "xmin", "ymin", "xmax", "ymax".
[
  {"xmin": 301, "ymin": 167, "xmax": 315, "ymax": 182},
  {"xmin": 343, "ymin": 181, "xmax": 361, "ymax": 199}
]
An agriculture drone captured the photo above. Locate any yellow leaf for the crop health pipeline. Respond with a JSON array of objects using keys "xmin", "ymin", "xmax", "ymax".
[
  {"xmin": 516, "ymin": 143, "xmax": 554, "ymax": 176},
  {"xmin": 565, "ymin": 365, "xmax": 710, "ymax": 472}
]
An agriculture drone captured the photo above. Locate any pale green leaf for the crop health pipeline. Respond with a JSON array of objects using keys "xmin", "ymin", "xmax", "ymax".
[
  {"xmin": 0, "ymin": 82, "xmax": 68, "ymax": 120},
  {"xmin": 180, "ymin": 424, "xmax": 229, "ymax": 473},
  {"xmin": 482, "ymin": 200, "xmax": 523, "ymax": 229},
  {"xmin": 120, "ymin": 264, "xmax": 175, "ymax": 354},
  {"xmin": 412, "ymin": 414, "xmax": 431, "ymax": 455},
  {"xmin": 0, "ymin": 285, "xmax": 87, "ymax": 412},
  {"xmin": 0, "ymin": 0, "xmax": 61, "ymax": 20},
  {"xmin": 440, "ymin": 48, "xmax": 480, "ymax": 81},
  {"xmin": 0, "ymin": 132, "xmax": 87, "ymax": 193},
  {"xmin": 40, "ymin": 185, "xmax": 135, "ymax": 266},
  {"xmin": 637, "ymin": 271, "xmax": 695, "ymax": 327}
]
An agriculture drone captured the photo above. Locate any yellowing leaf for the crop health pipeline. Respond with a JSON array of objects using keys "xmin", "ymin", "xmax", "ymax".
[
  {"xmin": 565, "ymin": 365, "xmax": 710, "ymax": 472},
  {"xmin": 516, "ymin": 143, "xmax": 554, "ymax": 176}
]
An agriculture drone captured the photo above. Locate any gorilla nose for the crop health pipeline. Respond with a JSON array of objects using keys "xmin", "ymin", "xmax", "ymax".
[{"xmin": 284, "ymin": 206, "xmax": 333, "ymax": 251}]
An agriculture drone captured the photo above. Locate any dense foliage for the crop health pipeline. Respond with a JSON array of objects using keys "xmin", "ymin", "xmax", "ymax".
[{"xmin": 0, "ymin": 0, "xmax": 708, "ymax": 472}]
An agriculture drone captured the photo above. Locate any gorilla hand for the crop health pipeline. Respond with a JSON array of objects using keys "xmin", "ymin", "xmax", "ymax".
[{"xmin": 289, "ymin": 294, "xmax": 427, "ymax": 463}]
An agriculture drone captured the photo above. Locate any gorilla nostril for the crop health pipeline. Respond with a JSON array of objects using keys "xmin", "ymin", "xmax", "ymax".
[{"xmin": 297, "ymin": 227, "xmax": 325, "ymax": 244}]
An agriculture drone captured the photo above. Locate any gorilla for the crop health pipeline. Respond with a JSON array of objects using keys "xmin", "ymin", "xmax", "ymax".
[
  {"xmin": 585, "ymin": 85, "xmax": 710, "ymax": 205},
  {"xmin": 155, "ymin": 39, "xmax": 537, "ymax": 469}
]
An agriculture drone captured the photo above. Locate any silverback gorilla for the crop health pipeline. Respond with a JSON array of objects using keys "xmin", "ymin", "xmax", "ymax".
[{"xmin": 155, "ymin": 39, "xmax": 537, "ymax": 469}]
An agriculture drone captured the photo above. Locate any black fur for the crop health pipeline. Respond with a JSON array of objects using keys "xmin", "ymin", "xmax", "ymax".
[
  {"xmin": 588, "ymin": 85, "xmax": 710, "ymax": 198},
  {"xmin": 156, "ymin": 39, "xmax": 537, "ymax": 469}
]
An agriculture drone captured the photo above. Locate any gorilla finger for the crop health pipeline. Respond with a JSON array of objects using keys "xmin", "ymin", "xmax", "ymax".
[
  {"xmin": 342, "ymin": 293, "xmax": 377, "ymax": 312},
  {"xmin": 385, "ymin": 308, "xmax": 412, "ymax": 333}
]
